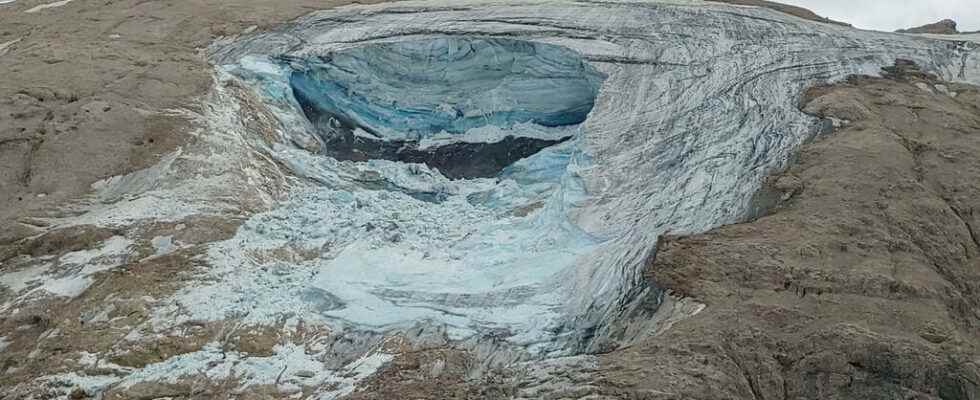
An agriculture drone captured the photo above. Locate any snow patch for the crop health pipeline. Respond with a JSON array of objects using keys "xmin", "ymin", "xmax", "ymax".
[
  {"xmin": 150, "ymin": 235, "xmax": 175, "ymax": 256},
  {"xmin": 24, "ymin": 0, "xmax": 72, "ymax": 13},
  {"xmin": 0, "ymin": 264, "xmax": 50, "ymax": 294},
  {"xmin": 45, "ymin": 342, "xmax": 392, "ymax": 397},
  {"xmin": 0, "ymin": 236, "xmax": 133, "ymax": 304}
]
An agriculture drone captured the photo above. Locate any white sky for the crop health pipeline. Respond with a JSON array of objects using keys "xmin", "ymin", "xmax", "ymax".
[{"xmin": 777, "ymin": 0, "xmax": 980, "ymax": 32}]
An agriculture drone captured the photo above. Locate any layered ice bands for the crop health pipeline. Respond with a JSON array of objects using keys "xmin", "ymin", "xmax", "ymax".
[
  {"xmin": 289, "ymin": 37, "xmax": 605, "ymax": 138},
  {"xmin": 284, "ymin": 37, "xmax": 604, "ymax": 178},
  {"xmin": 194, "ymin": 0, "xmax": 980, "ymax": 358}
]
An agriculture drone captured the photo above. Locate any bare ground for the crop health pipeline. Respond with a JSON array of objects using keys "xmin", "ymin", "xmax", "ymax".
[{"xmin": 0, "ymin": 0, "xmax": 382, "ymax": 226}]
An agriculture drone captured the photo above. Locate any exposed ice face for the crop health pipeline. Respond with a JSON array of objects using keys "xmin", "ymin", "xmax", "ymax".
[
  {"xmin": 282, "ymin": 37, "xmax": 604, "ymax": 179},
  {"xmin": 289, "ymin": 37, "xmax": 604, "ymax": 139},
  {"xmin": 169, "ymin": 0, "xmax": 980, "ymax": 359}
]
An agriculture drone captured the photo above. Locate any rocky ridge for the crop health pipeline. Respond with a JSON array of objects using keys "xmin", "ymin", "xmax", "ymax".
[{"xmin": 898, "ymin": 19, "xmax": 960, "ymax": 35}]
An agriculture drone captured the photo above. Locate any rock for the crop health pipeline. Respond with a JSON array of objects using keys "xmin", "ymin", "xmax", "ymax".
[
  {"xmin": 104, "ymin": 381, "xmax": 191, "ymax": 399},
  {"xmin": 897, "ymin": 19, "xmax": 959, "ymax": 34},
  {"xmin": 22, "ymin": 224, "xmax": 117, "ymax": 258},
  {"xmin": 68, "ymin": 387, "xmax": 89, "ymax": 399},
  {"xmin": 294, "ymin": 369, "xmax": 316, "ymax": 378}
]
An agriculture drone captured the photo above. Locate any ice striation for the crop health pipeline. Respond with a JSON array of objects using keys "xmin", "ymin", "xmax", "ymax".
[
  {"xmin": 201, "ymin": 0, "xmax": 980, "ymax": 356},
  {"xmin": 8, "ymin": 0, "xmax": 980, "ymax": 394},
  {"xmin": 289, "ymin": 37, "xmax": 604, "ymax": 138}
]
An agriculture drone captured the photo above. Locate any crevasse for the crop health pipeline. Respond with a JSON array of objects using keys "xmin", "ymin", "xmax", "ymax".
[{"xmin": 168, "ymin": 0, "xmax": 980, "ymax": 360}]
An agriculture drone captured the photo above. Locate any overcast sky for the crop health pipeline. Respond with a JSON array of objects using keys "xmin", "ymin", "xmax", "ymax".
[{"xmin": 776, "ymin": 0, "xmax": 980, "ymax": 32}]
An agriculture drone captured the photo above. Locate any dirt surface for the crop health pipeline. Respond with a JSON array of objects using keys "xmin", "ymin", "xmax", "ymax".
[
  {"xmin": 898, "ymin": 19, "xmax": 959, "ymax": 34},
  {"xmin": 0, "ymin": 0, "xmax": 385, "ymax": 227},
  {"xmin": 596, "ymin": 62, "xmax": 980, "ymax": 399}
]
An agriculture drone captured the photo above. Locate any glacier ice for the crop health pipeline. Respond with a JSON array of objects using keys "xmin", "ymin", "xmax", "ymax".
[
  {"xmin": 284, "ymin": 37, "xmax": 604, "ymax": 178},
  {"xmin": 289, "ymin": 37, "xmax": 604, "ymax": 138},
  {"xmin": 146, "ymin": 0, "xmax": 980, "ymax": 361}
]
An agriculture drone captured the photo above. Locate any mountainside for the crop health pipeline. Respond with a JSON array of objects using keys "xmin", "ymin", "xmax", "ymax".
[
  {"xmin": 898, "ymin": 19, "xmax": 960, "ymax": 35},
  {"xmin": 612, "ymin": 60, "xmax": 980, "ymax": 400},
  {"xmin": 1, "ymin": 0, "xmax": 979, "ymax": 399}
]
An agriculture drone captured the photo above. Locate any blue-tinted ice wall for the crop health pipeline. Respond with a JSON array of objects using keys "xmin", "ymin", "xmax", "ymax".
[{"xmin": 288, "ymin": 37, "xmax": 605, "ymax": 139}]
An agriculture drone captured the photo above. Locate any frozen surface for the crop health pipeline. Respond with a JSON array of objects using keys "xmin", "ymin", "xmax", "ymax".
[
  {"xmin": 0, "ymin": 236, "xmax": 133, "ymax": 310},
  {"xmin": 14, "ymin": 6, "xmax": 980, "ymax": 395},
  {"xmin": 918, "ymin": 33, "xmax": 980, "ymax": 45},
  {"xmin": 24, "ymin": 0, "xmax": 72, "ymax": 13},
  {"xmin": 198, "ymin": 0, "xmax": 980, "ymax": 356},
  {"xmin": 290, "ymin": 37, "xmax": 604, "ymax": 140},
  {"xmin": 43, "ymin": 342, "xmax": 392, "ymax": 399}
]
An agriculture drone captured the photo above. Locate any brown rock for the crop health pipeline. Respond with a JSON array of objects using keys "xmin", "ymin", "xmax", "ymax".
[{"xmin": 897, "ymin": 19, "xmax": 959, "ymax": 34}]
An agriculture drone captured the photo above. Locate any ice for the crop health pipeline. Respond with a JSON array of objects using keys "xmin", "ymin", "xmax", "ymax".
[
  {"xmin": 0, "ymin": 236, "xmax": 133, "ymax": 306},
  {"xmin": 41, "ymin": 342, "xmax": 393, "ymax": 399},
  {"xmin": 288, "ymin": 37, "xmax": 604, "ymax": 140},
  {"xmin": 150, "ymin": 235, "xmax": 175, "ymax": 256},
  {"xmin": 24, "ymin": 0, "xmax": 73, "ymax": 13},
  {"xmin": 25, "ymin": 2, "xmax": 978, "ymax": 386},
  {"xmin": 183, "ymin": 0, "xmax": 980, "ymax": 356}
]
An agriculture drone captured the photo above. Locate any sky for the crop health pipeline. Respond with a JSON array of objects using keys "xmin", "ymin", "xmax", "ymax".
[{"xmin": 777, "ymin": 0, "xmax": 980, "ymax": 32}]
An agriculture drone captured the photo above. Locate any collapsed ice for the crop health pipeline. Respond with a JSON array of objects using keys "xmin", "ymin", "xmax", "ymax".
[{"xmin": 178, "ymin": 0, "xmax": 980, "ymax": 358}]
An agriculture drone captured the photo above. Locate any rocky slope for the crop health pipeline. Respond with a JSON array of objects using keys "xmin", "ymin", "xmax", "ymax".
[
  {"xmin": 1, "ymin": 0, "xmax": 979, "ymax": 399},
  {"xmin": 0, "ymin": 0, "xmax": 384, "ymax": 224},
  {"xmin": 898, "ymin": 19, "xmax": 960, "ymax": 35},
  {"xmin": 603, "ymin": 60, "xmax": 980, "ymax": 400}
]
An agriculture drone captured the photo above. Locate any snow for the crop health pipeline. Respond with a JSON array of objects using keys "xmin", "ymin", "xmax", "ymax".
[
  {"xmin": 0, "ymin": 236, "xmax": 133, "ymax": 305},
  {"xmin": 0, "ymin": 264, "xmax": 50, "ymax": 294},
  {"xmin": 915, "ymin": 33, "xmax": 980, "ymax": 45},
  {"xmin": 46, "ymin": 342, "xmax": 392, "ymax": 399},
  {"xmin": 41, "ymin": 373, "xmax": 120, "ymax": 399},
  {"xmin": 150, "ymin": 235, "xmax": 175, "ymax": 256},
  {"xmin": 24, "ymin": 0, "xmax": 72, "ymax": 13}
]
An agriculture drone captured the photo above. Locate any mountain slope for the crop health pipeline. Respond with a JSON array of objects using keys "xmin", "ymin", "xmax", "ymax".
[{"xmin": 608, "ymin": 61, "xmax": 980, "ymax": 400}]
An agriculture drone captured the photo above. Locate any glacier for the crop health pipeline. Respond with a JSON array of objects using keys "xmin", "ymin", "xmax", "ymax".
[
  {"xmin": 17, "ymin": 2, "xmax": 978, "ymax": 388},
  {"xmin": 189, "ymin": 0, "xmax": 980, "ymax": 359}
]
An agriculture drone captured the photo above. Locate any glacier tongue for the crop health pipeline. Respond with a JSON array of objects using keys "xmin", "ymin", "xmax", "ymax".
[{"xmin": 171, "ymin": 0, "xmax": 980, "ymax": 359}]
